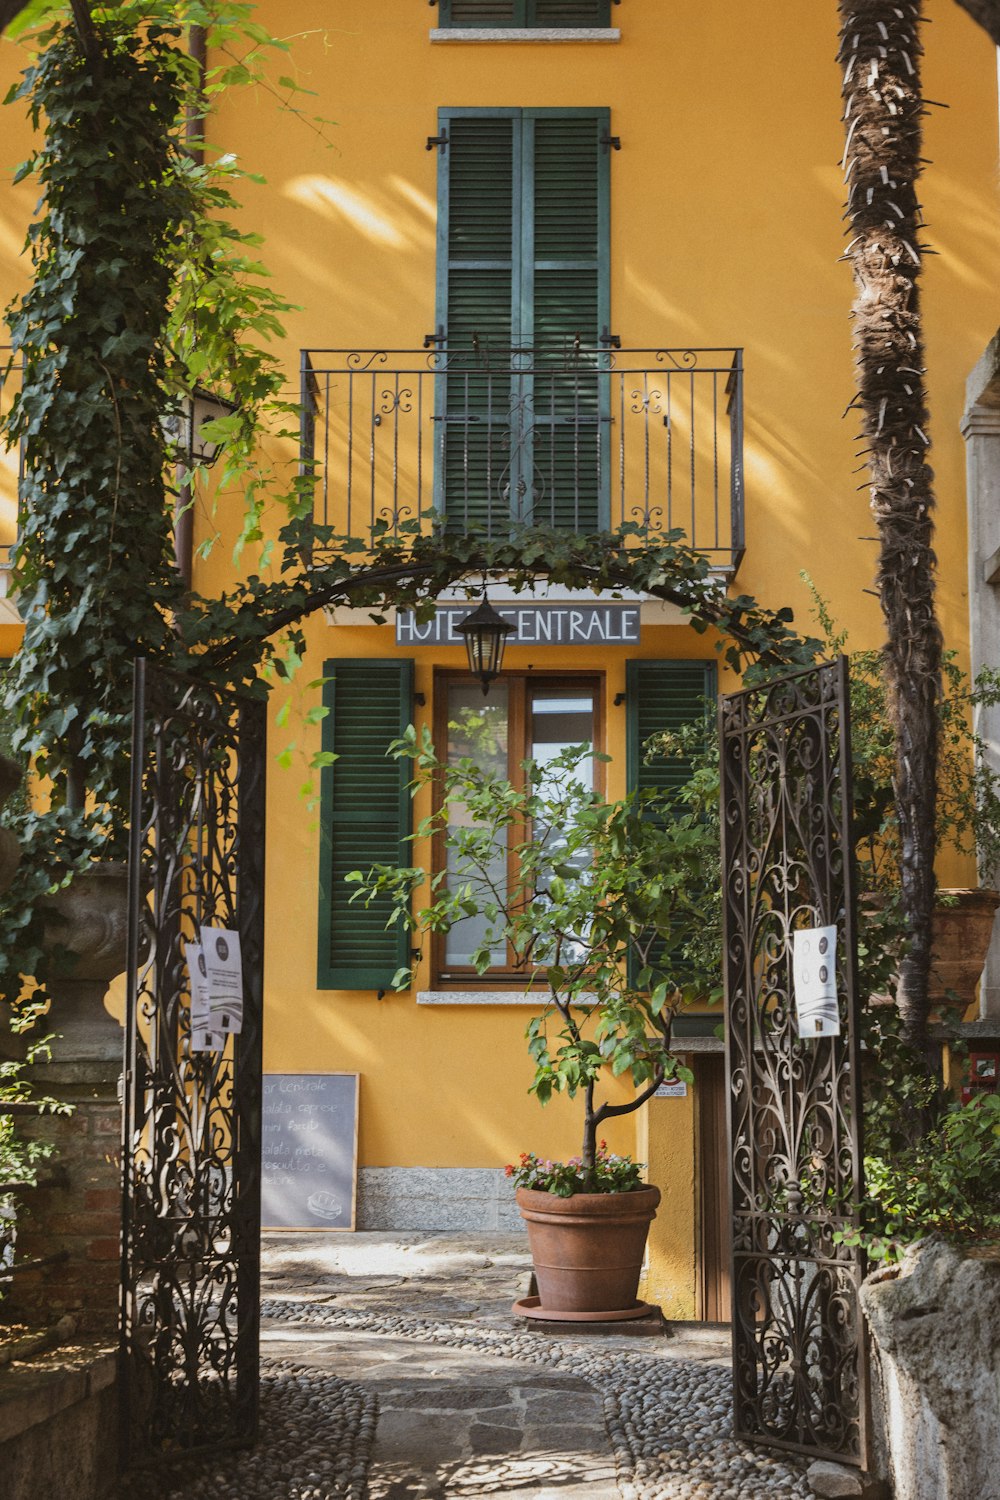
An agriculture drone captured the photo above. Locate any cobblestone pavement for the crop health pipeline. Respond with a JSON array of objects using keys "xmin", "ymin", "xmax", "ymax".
[
  {"xmin": 257, "ymin": 1233, "xmax": 812, "ymax": 1500},
  {"xmin": 115, "ymin": 1233, "xmax": 814, "ymax": 1499}
]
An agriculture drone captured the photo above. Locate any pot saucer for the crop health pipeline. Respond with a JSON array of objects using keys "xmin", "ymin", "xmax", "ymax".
[{"xmin": 512, "ymin": 1295, "xmax": 655, "ymax": 1323}]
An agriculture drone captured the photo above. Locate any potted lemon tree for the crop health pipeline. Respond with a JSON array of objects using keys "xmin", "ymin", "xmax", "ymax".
[{"xmin": 350, "ymin": 724, "xmax": 720, "ymax": 1320}]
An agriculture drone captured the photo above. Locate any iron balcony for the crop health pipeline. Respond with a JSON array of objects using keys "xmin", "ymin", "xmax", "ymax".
[{"xmin": 300, "ymin": 343, "xmax": 745, "ymax": 576}]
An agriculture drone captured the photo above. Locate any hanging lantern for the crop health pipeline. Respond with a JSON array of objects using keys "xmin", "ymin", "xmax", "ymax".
[
  {"xmin": 163, "ymin": 386, "xmax": 238, "ymax": 467},
  {"xmin": 455, "ymin": 591, "xmax": 515, "ymax": 695}
]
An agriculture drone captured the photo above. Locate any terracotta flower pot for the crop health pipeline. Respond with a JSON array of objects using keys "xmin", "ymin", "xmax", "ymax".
[{"xmin": 515, "ymin": 1184, "xmax": 660, "ymax": 1316}]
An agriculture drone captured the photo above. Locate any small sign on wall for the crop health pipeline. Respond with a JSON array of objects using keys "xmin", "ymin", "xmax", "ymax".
[
  {"xmin": 654, "ymin": 1079, "xmax": 689, "ymax": 1098},
  {"xmin": 793, "ymin": 925, "xmax": 841, "ymax": 1038}
]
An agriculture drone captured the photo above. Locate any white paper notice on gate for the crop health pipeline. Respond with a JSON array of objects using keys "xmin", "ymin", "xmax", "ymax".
[
  {"xmin": 199, "ymin": 924, "xmax": 244, "ymax": 1037},
  {"xmin": 185, "ymin": 940, "xmax": 225, "ymax": 1053},
  {"xmin": 792, "ymin": 925, "xmax": 841, "ymax": 1038}
]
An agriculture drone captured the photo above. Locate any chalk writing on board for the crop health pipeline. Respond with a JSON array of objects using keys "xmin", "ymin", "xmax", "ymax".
[{"xmin": 262, "ymin": 1074, "xmax": 359, "ymax": 1230}]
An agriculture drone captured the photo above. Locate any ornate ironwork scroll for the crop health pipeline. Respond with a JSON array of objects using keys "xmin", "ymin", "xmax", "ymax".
[
  {"xmin": 720, "ymin": 658, "xmax": 868, "ymax": 1468},
  {"xmin": 120, "ymin": 661, "xmax": 266, "ymax": 1468}
]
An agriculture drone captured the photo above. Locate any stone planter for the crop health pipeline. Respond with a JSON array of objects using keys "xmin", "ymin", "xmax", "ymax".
[
  {"xmin": 36, "ymin": 861, "xmax": 129, "ymax": 1063},
  {"xmin": 928, "ymin": 887, "xmax": 1000, "ymax": 1020},
  {"xmin": 862, "ymin": 887, "xmax": 1000, "ymax": 1020},
  {"xmin": 860, "ymin": 1238, "xmax": 1000, "ymax": 1500},
  {"xmin": 7, "ymin": 861, "xmax": 130, "ymax": 1333},
  {"xmin": 514, "ymin": 1184, "xmax": 660, "ymax": 1321}
]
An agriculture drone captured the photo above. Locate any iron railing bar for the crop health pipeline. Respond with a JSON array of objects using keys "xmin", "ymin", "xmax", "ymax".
[
  {"xmin": 485, "ymin": 370, "xmax": 493, "ymax": 529},
  {"xmin": 462, "ymin": 371, "xmax": 470, "ymax": 531},
  {"xmin": 689, "ymin": 369, "xmax": 696, "ymax": 548},
  {"xmin": 617, "ymin": 373, "xmax": 625, "ymax": 526},
  {"xmin": 392, "ymin": 374, "xmax": 400, "ymax": 531},
  {"xmin": 344, "ymin": 370, "xmax": 352, "ymax": 535},
  {"xmin": 548, "ymin": 371, "xmax": 557, "ymax": 530},
  {"xmin": 416, "ymin": 371, "xmax": 424, "ymax": 524},
  {"xmin": 642, "ymin": 374, "xmax": 651, "ymax": 526},
  {"xmin": 572, "ymin": 365, "xmax": 580, "ymax": 531},
  {"xmin": 666, "ymin": 372, "xmax": 673, "ymax": 531},
  {"xmin": 713, "ymin": 371, "xmax": 720, "ymax": 548},
  {"xmin": 369, "ymin": 375, "xmax": 377, "ymax": 538}
]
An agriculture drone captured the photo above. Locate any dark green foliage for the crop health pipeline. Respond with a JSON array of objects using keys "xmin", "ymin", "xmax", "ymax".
[
  {"xmin": 843, "ymin": 1008, "xmax": 1000, "ymax": 1259},
  {"xmin": 4, "ymin": 21, "xmax": 191, "ymax": 822}
]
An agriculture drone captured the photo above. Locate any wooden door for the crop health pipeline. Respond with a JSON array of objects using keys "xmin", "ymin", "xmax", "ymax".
[{"xmin": 696, "ymin": 1053, "xmax": 732, "ymax": 1323}]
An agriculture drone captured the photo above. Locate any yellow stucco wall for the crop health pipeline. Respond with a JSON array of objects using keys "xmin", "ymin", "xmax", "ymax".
[
  {"xmin": 636, "ymin": 1089, "xmax": 699, "ymax": 1320},
  {"xmin": 1, "ymin": 1, "xmax": 998, "ymax": 1312}
]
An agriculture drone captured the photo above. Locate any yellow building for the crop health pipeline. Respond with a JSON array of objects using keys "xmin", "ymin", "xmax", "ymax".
[{"xmin": 2, "ymin": 1, "xmax": 998, "ymax": 1320}]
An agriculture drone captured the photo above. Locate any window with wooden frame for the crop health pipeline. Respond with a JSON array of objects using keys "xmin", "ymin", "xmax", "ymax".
[
  {"xmin": 438, "ymin": 1, "xmax": 614, "ymax": 27},
  {"xmin": 432, "ymin": 671, "xmax": 604, "ymax": 984},
  {"xmin": 315, "ymin": 658, "xmax": 715, "ymax": 994}
]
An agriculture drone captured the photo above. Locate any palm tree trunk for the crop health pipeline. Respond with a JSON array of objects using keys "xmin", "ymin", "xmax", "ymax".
[{"xmin": 838, "ymin": 1, "xmax": 942, "ymax": 1060}]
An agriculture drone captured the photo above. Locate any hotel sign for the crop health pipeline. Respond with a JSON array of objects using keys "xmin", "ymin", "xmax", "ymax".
[{"xmin": 396, "ymin": 602, "xmax": 641, "ymax": 648}]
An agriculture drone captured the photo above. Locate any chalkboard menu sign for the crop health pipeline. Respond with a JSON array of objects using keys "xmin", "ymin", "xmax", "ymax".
[{"xmin": 262, "ymin": 1073, "xmax": 359, "ymax": 1230}]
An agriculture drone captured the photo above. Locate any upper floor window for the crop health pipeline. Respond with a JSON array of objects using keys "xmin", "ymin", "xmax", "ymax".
[
  {"xmin": 439, "ymin": 1, "xmax": 614, "ymax": 26},
  {"xmin": 435, "ymin": 107, "xmax": 611, "ymax": 534}
]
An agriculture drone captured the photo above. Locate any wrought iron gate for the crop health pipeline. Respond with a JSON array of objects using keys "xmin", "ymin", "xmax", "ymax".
[
  {"xmin": 120, "ymin": 660, "xmax": 266, "ymax": 1467},
  {"xmin": 720, "ymin": 658, "xmax": 868, "ymax": 1467}
]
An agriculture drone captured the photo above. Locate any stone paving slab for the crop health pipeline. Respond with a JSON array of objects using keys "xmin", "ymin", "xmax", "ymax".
[{"xmin": 262, "ymin": 1327, "xmax": 620, "ymax": 1499}]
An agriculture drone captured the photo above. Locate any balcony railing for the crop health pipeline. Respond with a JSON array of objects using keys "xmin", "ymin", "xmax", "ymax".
[{"xmin": 301, "ymin": 345, "xmax": 745, "ymax": 575}]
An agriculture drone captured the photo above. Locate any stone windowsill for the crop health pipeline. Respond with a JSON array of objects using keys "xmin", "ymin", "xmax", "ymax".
[
  {"xmin": 417, "ymin": 989, "xmax": 597, "ymax": 1006},
  {"xmin": 430, "ymin": 28, "xmax": 621, "ymax": 44}
]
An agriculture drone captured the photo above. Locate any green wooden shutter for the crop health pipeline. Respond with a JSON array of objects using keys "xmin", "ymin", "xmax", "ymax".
[
  {"xmin": 531, "ymin": 0, "xmax": 612, "ymax": 21},
  {"xmin": 442, "ymin": 1, "xmax": 612, "ymax": 24},
  {"xmin": 436, "ymin": 107, "xmax": 610, "ymax": 533},
  {"xmin": 317, "ymin": 659, "xmax": 414, "ymax": 990},
  {"xmin": 527, "ymin": 109, "xmax": 609, "ymax": 530},
  {"xmin": 437, "ymin": 111, "xmax": 518, "ymax": 534},
  {"xmin": 625, "ymin": 660, "xmax": 717, "ymax": 986}
]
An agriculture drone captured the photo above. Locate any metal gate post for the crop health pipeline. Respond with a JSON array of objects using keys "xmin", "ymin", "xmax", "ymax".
[
  {"xmin": 720, "ymin": 658, "xmax": 869, "ymax": 1468},
  {"xmin": 120, "ymin": 663, "xmax": 266, "ymax": 1470}
]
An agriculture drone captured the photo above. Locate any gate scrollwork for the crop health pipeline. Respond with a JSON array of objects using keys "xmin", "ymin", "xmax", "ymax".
[
  {"xmin": 720, "ymin": 658, "xmax": 868, "ymax": 1468},
  {"xmin": 120, "ymin": 661, "xmax": 266, "ymax": 1468}
]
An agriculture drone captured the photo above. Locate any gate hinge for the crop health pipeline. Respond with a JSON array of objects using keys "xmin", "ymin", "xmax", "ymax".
[
  {"xmin": 427, "ymin": 129, "xmax": 448, "ymax": 152},
  {"xmin": 423, "ymin": 327, "xmax": 446, "ymax": 349},
  {"xmin": 600, "ymin": 328, "xmax": 621, "ymax": 349},
  {"xmin": 600, "ymin": 133, "xmax": 621, "ymax": 153}
]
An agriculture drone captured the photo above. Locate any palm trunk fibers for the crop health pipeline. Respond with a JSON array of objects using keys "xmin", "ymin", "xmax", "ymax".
[{"xmin": 838, "ymin": 1, "xmax": 941, "ymax": 1058}]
